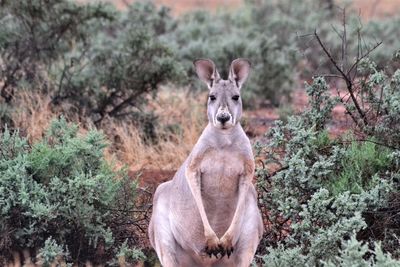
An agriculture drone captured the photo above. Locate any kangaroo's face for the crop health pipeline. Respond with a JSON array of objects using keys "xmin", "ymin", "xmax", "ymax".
[
  {"xmin": 207, "ymin": 80, "xmax": 241, "ymax": 129},
  {"xmin": 194, "ymin": 58, "xmax": 250, "ymax": 130}
]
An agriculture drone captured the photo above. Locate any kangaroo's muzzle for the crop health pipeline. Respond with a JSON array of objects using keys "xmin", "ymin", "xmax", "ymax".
[{"xmin": 217, "ymin": 113, "xmax": 231, "ymax": 124}]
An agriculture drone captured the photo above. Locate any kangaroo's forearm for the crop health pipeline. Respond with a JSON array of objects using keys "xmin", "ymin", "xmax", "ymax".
[
  {"xmin": 185, "ymin": 168, "xmax": 214, "ymax": 235},
  {"xmin": 225, "ymin": 179, "xmax": 251, "ymax": 236},
  {"xmin": 222, "ymin": 156, "xmax": 255, "ymax": 243}
]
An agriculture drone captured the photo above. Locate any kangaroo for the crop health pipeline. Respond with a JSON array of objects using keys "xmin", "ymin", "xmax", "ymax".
[{"xmin": 148, "ymin": 58, "xmax": 263, "ymax": 267}]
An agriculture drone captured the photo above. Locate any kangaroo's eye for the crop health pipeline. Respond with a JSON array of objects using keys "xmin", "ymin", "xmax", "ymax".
[
  {"xmin": 232, "ymin": 95, "xmax": 240, "ymax": 101},
  {"xmin": 209, "ymin": 95, "xmax": 216, "ymax": 101}
]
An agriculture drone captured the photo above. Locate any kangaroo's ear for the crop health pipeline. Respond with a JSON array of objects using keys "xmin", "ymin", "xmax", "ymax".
[
  {"xmin": 228, "ymin": 58, "xmax": 251, "ymax": 89},
  {"xmin": 193, "ymin": 59, "xmax": 220, "ymax": 89}
]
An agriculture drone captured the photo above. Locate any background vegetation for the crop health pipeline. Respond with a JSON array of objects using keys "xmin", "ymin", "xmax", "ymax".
[{"xmin": 1, "ymin": 0, "xmax": 400, "ymax": 265}]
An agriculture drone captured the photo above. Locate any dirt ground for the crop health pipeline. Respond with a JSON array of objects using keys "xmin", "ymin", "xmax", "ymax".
[{"xmin": 87, "ymin": 0, "xmax": 400, "ymax": 18}]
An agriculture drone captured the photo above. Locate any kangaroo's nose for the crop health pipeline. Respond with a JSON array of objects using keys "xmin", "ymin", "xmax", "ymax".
[{"xmin": 217, "ymin": 113, "xmax": 230, "ymax": 124}]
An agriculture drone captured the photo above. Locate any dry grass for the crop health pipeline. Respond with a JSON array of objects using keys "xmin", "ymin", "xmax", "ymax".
[
  {"xmin": 4, "ymin": 249, "xmax": 144, "ymax": 267},
  {"xmin": 7, "ymin": 88, "xmax": 207, "ymax": 172},
  {"xmin": 10, "ymin": 91, "xmax": 56, "ymax": 142},
  {"xmin": 104, "ymin": 87, "xmax": 207, "ymax": 171}
]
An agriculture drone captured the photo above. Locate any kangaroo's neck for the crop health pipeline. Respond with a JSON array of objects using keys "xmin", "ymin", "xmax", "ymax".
[{"xmin": 201, "ymin": 123, "xmax": 245, "ymax": 148}]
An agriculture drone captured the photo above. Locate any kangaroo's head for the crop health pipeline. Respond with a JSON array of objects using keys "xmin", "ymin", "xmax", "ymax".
[{"xmin": 194, "ymin": 58, "xmax": 251, "ymax": 130}]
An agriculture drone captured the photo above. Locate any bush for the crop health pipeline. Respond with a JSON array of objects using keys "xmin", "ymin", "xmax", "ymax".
[
  {"xmin": 0, "ymin": 118, "xmax": 144, "ymax": 265},
  {"xmin": 52, "ymin": 2, "xmax": 182, "ymax": 126},
  {"xmin": 322, "ymin": 234, "xmax": 400, "ymax": 267},
  {"xmin": 255, "ymin": 76, "xmax": 400, "ymax": 265},
  {"xmin": 0, "ymin": 0, "xmax": 113, "ymax": 102}
]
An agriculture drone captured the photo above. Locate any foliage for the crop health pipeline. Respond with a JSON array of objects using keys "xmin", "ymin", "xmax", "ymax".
[
  {"xmin": 36, "ymin": 237, "xmax": 67, "ymax": 267},
  {"xmin": 52, "ymin": 2, "xmax": 181, "ymax": 126},
  {"xmin": 0, "ymin": 118, "xmax": 143, "ymax": 264},
  {"xmin": 115, "ymin": 239, "xmax": 146, "ymax": 266},
  {"xmin": 327, "ymin": 139, "xmax": 391, "ymax": 195},
  {"xmin": 322, "ymin": 234, "xmax": 400, "ymax": 267},
  {"xmin": 359, "ymin": 60, "xmax": 400, "ymax": 148},
  {"xmin": 262, "ymin": 233, "xmax": 400, "ymax": 267},
  {"xmin": 247, "ymin": 0, "xmax": 400, "ymax": 77},
  {"xmin": 256, "ymin": 75, "xmax": 400, "ymax": 265}
]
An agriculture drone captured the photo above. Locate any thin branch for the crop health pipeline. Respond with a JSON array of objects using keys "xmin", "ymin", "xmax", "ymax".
[
  {"xmin": 342, "ymin": 8, "xmax": 347, "ymax": 70},
  {"xmin": 376, "ymin": 84, "xmax": 384, "ymax": 119},
  {"xmin": 347, "ymin": 41, "xmax": 382, "ymax": 76},
  {"xmin": 330, "ymin": 25, "xmax": 343, "ymax": 42},
  {"xmin": 266, "ymin": 165, "xmax": 289, "ymax": 179},
  {"xmin": 314, "ymin": 29, "xmax": 369, "ymax": 127}
]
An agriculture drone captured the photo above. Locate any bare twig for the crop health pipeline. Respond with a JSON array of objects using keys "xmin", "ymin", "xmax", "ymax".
[
  {"xmin": 266, "ymin": 165, "xmax": 289, "ymax": 179},
  {"xmin": 342, "ymin": 8, "xmax": 347, "ymax": 70},
  {"xmin": 347, "ymin": 41, "xmax": 382, "ymax": 76},
  {"xmin": 314, "ymin": 29, "xmax": 369, "ymax": 127}
]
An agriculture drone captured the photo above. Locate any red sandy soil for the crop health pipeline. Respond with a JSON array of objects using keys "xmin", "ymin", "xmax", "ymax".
[
  {"xmin": 130, "ymin": 168, "xmax": 176, "ymax": 187},
  {"xmin": 90, "ymin": 0, "xmax": 241, "ymax": 14},
  {"xmin": 80, "ymin": 0, "xmax": 400, "ymax": 18},
  {"xmin": 353, "ymin": 0, "xmax": 400, "ymax": 18}
]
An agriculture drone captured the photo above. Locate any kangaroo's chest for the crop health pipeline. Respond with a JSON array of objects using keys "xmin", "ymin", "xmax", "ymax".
[
  {"xmin": 200, "ymin": 149, "xmax": 244, "ymax": 196},
  {"xmin": 198, "ymin": 149, "xmax": 243, "ymax": 236}
]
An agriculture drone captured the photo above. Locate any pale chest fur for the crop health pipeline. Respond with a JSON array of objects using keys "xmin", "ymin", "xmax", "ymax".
[
  {"xmin": 198, "ymin": 148, "xmax": 244, "ymax": 236},
  {"xmin": 199, "ymin": 148, "xmax": 244, "ymax": 197}
]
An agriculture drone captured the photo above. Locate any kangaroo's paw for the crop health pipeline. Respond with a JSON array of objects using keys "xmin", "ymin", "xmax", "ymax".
[
  {"xmin": 204, "ymin": 233, "xmax": 221, "ymax": 258},
  {"xmin": 219, "ymin": 234, "xmax": 234, "ymax": 258}
]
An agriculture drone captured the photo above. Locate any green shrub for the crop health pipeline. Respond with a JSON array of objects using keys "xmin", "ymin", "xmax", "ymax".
[
  {"xmin": 52, "ymin": 2, "xmax": 182, "ymax": 126},
  {"xmin": 322, "ymin": 234, "xmax": 400, "ymax": 267},
  {"xmin": 248, "ymin": 0, "xmax": 400, "ymax": 77},
  {"xmin": 0, "ymin": 118, "xmax": 143, "ymax": 265},
  {"xmin": 115, "ymin": 239, "xmax": 146, "ymax": 266},
  {"xmin": 327, "ymin": 139, "xmax": 392, "ymax": 195},
  {"xmin": 256, "ymin": 76, "xmax": 400, "ymax": 265},
  {"xmin": 36, "ymin": 238, "xmax": 67, "ymax": 267}
]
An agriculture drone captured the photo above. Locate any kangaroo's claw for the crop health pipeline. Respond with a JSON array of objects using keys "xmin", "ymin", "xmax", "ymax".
[
  {"xmin": 227, "ymin": 247, "xmax": 234, "ymax": 258},
  {"xmin": 218, "ymin": 235, "xmax": 234, "ymax": 258},
  {"xmin": 204, "ymin": 232, "xmax": 220, "ymax": 258},
  {"xmin": 204, "ymin": 245, "xmax": 220, "ymax": 258},
  {"xmin": 212, "ymin": 250, "xmax": 219, "ymax": 258}
]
